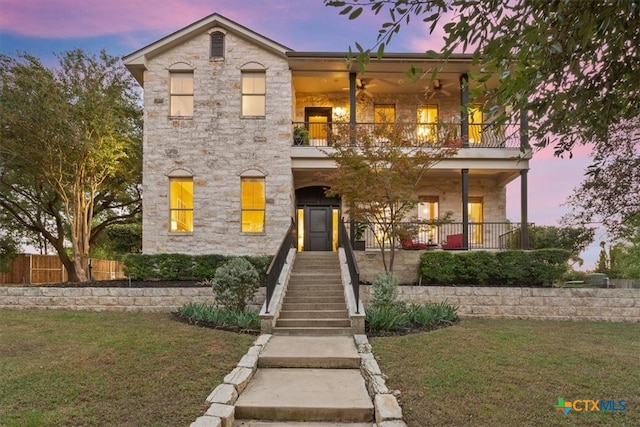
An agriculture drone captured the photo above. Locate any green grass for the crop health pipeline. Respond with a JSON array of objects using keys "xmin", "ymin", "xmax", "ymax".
[
  {"xmin": 0, "ymin": 309, "xmax": 254, "ymax": 427},
  {"xmin": 371, "ymin": 319, "xmax": 640, "ymax": 426}
]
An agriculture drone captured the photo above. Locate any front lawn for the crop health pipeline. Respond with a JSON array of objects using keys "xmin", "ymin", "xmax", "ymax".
[
  {"xmin": 0, "ymin": 309, "xmax": 254, "ymax": 427},
  {"xmin": 371, "ymin": 319, "xmax": 640, "ymax": 426}
]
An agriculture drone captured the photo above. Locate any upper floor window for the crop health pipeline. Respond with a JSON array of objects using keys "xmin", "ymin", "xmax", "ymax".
[
  {"xmin": 210, "ymin": 31, "xmax": 225, "ymax": 59},
  {"xmin": 241, "ymin": 71, "xmax": 266, "ymax": 117},
  {"xmin": 468, "ymin": 105, "xmax": 483, "ymax": 144},
  {"xmin": 169, "ymin": 178, "xmax": 194, "ymax": 232},
  {"xmin": 417, "ymin": 105, "xmax": 439, "ymax": 142},
  {"xmin": 374, "ymin": 104, "xmax": 396, "ymax": 123},
  {"xmin": 241, "ymin": 177, "xmax": 265, "ymax": 233},
  {"xmin": 170, "ymin": 72, "xmax": 193, "ymax": 117}
]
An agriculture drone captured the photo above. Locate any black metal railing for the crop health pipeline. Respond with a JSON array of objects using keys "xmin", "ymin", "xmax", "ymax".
[
  {"xmin": 264, "ymin": 219, "xmax": 296, "ymax": 314},
  {"xmin": 347, "ymin": 221, "xmax": 535, "ymax": 251},
  {"xmin": 291, "ymin": 121, "xmax": 521, "ymax": 149},
  {"xmin": 339, "ymin": 218, "xmax": 360, "ymax": 313}
]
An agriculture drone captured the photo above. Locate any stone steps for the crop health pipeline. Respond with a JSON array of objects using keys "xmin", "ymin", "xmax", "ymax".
[
  {"xmin": 274, "ymin": 251, "xmax": 352, "ymax": 339},
  {"xmin": 278, "ymin": 310, "xmax": 349, "ymax": 319},
  {"xmin": 233, "ymin": 336, "xmax": 373, "ymax": 423}
]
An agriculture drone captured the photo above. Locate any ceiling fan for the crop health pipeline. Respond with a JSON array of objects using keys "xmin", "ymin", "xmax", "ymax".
[
  {"xmin": 426, "ymin": 79, "xmax": 455, "ymax": 99},
  {"xmin": 343, "ymin": 78, "xmax": 377, "ymax": 97}
]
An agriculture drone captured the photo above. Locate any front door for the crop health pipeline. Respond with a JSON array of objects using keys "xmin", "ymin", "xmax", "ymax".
[{"xmin": 306, "ymin": 206, "xmax": 332, "ymax": 251}]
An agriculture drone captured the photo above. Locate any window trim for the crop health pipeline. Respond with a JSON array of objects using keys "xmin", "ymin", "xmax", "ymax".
[
  {"xmin": 240, "ymin": 177, "xmax": 266, "ymax": 234},
  {"xmin": 169, "ymin": 177, "xmax": 194, "ymax": 233},
  {"xmin": 169, "ymin": 71, "xmax": 194, "ymax": 118},
  {"xmin": 241, "ymin": 71, "xmax": 266, "ymax": 118}
]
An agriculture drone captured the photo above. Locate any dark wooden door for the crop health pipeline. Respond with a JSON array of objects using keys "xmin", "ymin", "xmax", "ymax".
[{"xmin": 306, "ymin": 206, "xmax": 332, "ymax": 251}]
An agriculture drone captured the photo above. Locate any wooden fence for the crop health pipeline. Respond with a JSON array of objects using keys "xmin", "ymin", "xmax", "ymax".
[{"xmin": 0, "ymin": 254, "xmax": 125, "ymax": 285}]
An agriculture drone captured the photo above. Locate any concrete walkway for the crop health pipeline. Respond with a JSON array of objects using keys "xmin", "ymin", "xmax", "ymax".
[{"xmin": 191, "ymin": 334, "xmax": 406, "ymax": 426}]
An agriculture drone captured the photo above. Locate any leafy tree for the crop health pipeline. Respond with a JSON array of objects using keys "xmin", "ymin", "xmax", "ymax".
[
  {"xmin": 325, "ymin": 0, "xmax": 640, "ymax": 157},
  {"xmin": 533, "ymin": 225, "xmax": 595, "ymax": 266},
  {"xmin": 326, "ymin": 121, "xmax": 457, "ymax": 272},
  {"xmin": 0, "ymin": 50, "xmax": 142, "ymax": 282},
  {"xmin": 597, "ymin": 215, "xmax": 640, "ymax": 279},
  {"xmin": 563, "ymin": 119, "xmax": 639, "ymax": 237},
  {"xmin": 0, "ymin": 233, "xmax": 18, "ymax": 273}
]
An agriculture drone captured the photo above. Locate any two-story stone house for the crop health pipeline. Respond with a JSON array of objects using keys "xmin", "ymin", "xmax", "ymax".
[{"xmin": 124, "ymin": 13, "xmax": 532, "ymax": 256}]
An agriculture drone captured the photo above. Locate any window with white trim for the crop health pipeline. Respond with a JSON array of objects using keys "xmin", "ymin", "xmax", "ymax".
[
  {"xmin": 241, "ymin": 177, "xmax": 265, "ymax": 233},
  {"xmin": 241, "ymin": 71, "xmax": 266, "ymax": 117},
  {"xmin": 169, "ymin": 178, "xmax": 194, "ymax": 232},
  {"xmin": 170, "ymin": 72, "xmax": 193, "ymax": 117}
]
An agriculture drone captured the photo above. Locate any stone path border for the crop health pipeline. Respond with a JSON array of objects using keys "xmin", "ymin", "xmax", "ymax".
[{"xmin": 189, "ymin": 334, "xmax": 407, "ymax": 426}]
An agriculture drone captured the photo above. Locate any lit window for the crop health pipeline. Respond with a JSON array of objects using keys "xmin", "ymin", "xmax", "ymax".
[
  {"xmin": 210, "ymin": 31, "xmax": 224, "ymax": 59},
  {"xmin": 242, "ymin": 72, "xmax": 266, "ymax": 117},
  {"xmin": 170, "ymin": 72, "xmax": 193, "ymax": 117},
  {"xmin": 468, "ymin": 106, "xmax": 483, "ymax": 144},
  {"xmin": 374, "ymin": 104, "xmax": 396, "ymax": 123},
  {"xmin": 169, "ymin": 178, "xmax": 193, "ymax": 232},
  {"xmin": 468, "ymin": 196, "xmax": 484, "ymax": 244},
  {"xmin": 417, "ymin": 105, "xmax": 438, "ymax": 141},
  {"xmin": 241, "ymin": 178, "xmax": 265, "ymax": 233},
  {"xmin": 418, "ymin": 196, "xmax": 439, "ymax": 243}
]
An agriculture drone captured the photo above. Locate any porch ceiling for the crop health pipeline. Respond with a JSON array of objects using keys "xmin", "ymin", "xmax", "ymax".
[
  {"xmin": 288, "ymin": 53, "xmax": 499, "ymax": 94},
  {"xmin": 292, "ymin": 167, "xmax": 523, "ymax": 189}
]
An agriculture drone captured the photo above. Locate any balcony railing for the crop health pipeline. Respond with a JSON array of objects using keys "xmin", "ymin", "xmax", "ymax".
[
  {"xmin": 292, "ymin": 121, "xmax": 522, "ymax": 149},
  {"xmin": 346, "ymin": 221, "xmax": 535, "ymax": 251}
]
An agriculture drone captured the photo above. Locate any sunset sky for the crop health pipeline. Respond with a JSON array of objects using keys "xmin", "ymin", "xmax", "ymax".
[{"xmin": 0, "ymin": 0, "xmax": 602, "ymax": 268}]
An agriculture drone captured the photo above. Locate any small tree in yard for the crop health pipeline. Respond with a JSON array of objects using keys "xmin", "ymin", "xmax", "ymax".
[
  {"xmin": 210, "ymin": 257, "xmax": 259, "ymax": 312},
  {"xmin": 326, "ymin": 121, "xmax": 458, "ymax": 272}
]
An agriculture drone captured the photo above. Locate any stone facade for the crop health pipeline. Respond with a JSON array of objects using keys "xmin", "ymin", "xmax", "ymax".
[
  {"xmin": 125, "ymin": 13, "xmax": 530, "ymax": 259},
  {"xmin": 140, "ymin": 29, "xmax": 293, "ymax": 255}
]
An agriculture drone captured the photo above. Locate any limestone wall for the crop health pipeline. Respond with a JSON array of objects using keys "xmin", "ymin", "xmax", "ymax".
[
  {"xmin": 360, "ymin": 286, "xmax": 640, "ymax": 322},
  {"xmin": 4, "ymin": 286, "xmax": 638, "ymax": 322},
  {"xmin": 141, "ymin": 29, "xmax": 293, "ymax": 256},
  {"xmin": 0, "ymin": 287, "xmax": 266, "ymax": 313}
]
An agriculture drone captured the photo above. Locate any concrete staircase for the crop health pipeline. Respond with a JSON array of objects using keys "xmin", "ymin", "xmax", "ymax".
[
  {"xmin": 233, "ymin": 336, "xmax": 374, "ymax": 425},
  {"xmin": 231, "ymin": 252, "xmax": 374, "ymax": 425},
  {"xmin": 273, "ymin": 252, "xmax": 353, "ymax": 336}
]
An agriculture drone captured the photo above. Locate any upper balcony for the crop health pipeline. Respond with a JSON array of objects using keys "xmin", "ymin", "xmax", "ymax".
[
  {"xmin": 290, "ymin": 121, "xmax": 523, "ymax": 149},
  {"xmin": 287, "ymin": 52, "xmax": 531, "ymax": 171}
]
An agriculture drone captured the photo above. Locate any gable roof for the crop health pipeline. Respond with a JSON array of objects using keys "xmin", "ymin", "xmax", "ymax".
[{"xmin": 123, "ymin": 13, "xmax": 293, "ymax": 84}]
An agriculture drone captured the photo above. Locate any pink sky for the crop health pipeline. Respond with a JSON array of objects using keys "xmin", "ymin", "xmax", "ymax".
[{"xmin": 0, "ymin": 0, "xmax": 601, "ymax": 268}]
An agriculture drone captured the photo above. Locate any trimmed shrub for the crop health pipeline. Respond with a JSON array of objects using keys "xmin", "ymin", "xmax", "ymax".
[
  {"xmin": 123, "ymin": 254, "xmax": 156, "ymax": 280},
  {"xmin": 210, "ymin": 257, "xmax": 259, "ymax": 312},
  {"xmin": 242, "ymin": 254, "xmax": 273, "ymax": 285},
  {"xmin": 123, "ymin": 253, "xmax": 273, "ymax": 282},
  {"xmin": 191, "ymin": 254, "xmax": 228, "ymax": 279},
  {"xmin": 420, "ymin": 249, "xmax": 571, "ymax": 287},
  {"xmin": 420, "ymin": 251, "xmax": 456, "ymax": 284},
  {"xmin": 454, "ymin": 251, "xmax": 497, "ymax": 285}
]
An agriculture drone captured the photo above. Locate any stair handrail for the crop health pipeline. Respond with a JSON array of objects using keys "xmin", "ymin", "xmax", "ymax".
[
  {"xmin": 339, "ymin": 218, "xmax": 361, "ymax": 314},
  {"xmin": 265, "ymin": 218, "xmax": 296, "ymax": 314}
]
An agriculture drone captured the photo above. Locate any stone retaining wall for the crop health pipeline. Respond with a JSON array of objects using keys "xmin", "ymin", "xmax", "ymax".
[
  {"xmin": 0, "ymin": 287, "xmax": 266, "ymax": 312},
  {"xmin": 4, "ymin": 286, "xmax": 639, "ymax": 322},
  {"xmin": 360, "ymin": 286, "xmax": 640, "ymax": 322}
]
